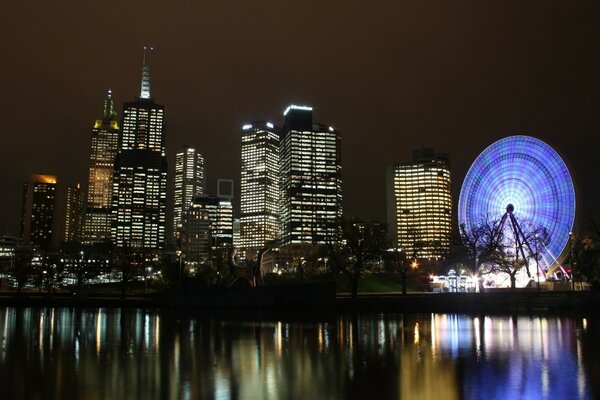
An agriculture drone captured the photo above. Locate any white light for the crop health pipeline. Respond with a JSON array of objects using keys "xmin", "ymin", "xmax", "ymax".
[
  {"xmin": 266, "ymin": 122, "xmax": 274, "ymax": 129},
  {"xmin": 283, "ymin": 105, "xmax": 313, "ymax": 116},
  {"xmin": 242, "ymin": 124, "xmax": 253, "ymax": 130},
  {"xmin": 328, "ymin": 126, "xmax": 334, "ymax": 132}
]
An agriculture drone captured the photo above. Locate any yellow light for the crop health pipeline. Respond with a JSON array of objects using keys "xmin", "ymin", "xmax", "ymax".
[
  {"xmin": 411, "ymin": 260, "xmax": 419, "ymax": 269},
  {"xmin": 32, "ymin": 174, "xmax": 57, "ymax": 184}
]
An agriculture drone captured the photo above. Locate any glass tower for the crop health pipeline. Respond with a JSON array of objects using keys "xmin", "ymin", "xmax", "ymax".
[
  {"xmin": 64, "ymin": 183, "xmax": 84, "ymax": 243},
  {"xmin": 279, "ymin": 105, "xmax": 342, "ymax": 246},
  {"xmin": 240, "ymin": 121, "xmax": 280, "ymax": 251},
  {"xmin": 173, "ymin": 146, "xmax": 205, "ymax": 244},
  {"xmin": 387, "ymin": 148, "xmax": 452, "ymax": 259}
]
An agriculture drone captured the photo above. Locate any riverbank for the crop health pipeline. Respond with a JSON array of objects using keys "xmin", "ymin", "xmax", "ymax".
[{"xmin": 0, "ymin": 285, "xmax": 598, "ymax": 314}]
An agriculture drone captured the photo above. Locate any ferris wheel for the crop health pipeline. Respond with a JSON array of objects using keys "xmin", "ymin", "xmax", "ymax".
[{"xmin": 458, "ymin": 135, "xmax": 576, "ymax": 276}]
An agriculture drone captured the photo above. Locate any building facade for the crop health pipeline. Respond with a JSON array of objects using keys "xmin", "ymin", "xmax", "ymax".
[
  {"xmin": 386, "ymin": 147, "xmax": 452, "ymax": 259},
  {"xmin": 279, "ymin": 105, "xmax": 342, "ymax": 247},
  {"xmin": 181, "ymin": 195, "xmax": 233, "ymax": 263},
  {"xmin": 64, "ymin": 183, "xmax": 84, "ymax": 243},
  {"xmin": 111, "ymin": 48, "xmax": 168, "ymax": 249},
  {"xmin": 83, "ymin": 90, "xmax": 120, "ymax": 244},
  {"xmin": 173, "ymin": 146, "xmax": 205, "ymax": 244},
  {"xmin": 240, "ymin": 121, "xmax": 280, "ymax": 251},
  {"xmin": 20, "ymin": 175, "xmax": 57, "ymax": 250}
]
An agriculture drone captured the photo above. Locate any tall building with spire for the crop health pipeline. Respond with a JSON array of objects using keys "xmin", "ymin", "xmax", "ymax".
[
  {"xmin": 240, "ymin": 121, "xmax": 280, "ymax": 252},
  {"xmin": 83, "ymin": 90, "xmax": 120, "ymax": 244},
  {"xmin": 111, "ymin": 47, "xmax": 168, "ymax": 249},
  {"xmin": 279, "ymin": 105, "xmax": 342, "ymax": 247},
  {"xmin": 173, "ymin": 146, "xmax": 205, "ymax": 245}
]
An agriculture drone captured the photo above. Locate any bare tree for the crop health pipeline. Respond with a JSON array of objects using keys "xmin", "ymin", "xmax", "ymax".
[{"xmin": 327, "ymin": 218, "xmax": 390, "ymax": 299}]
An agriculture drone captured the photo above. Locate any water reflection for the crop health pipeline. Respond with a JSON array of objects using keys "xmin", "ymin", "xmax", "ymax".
[{"xmin": 0, "ymin": 307, "xmax": 596, "ymax": 399}]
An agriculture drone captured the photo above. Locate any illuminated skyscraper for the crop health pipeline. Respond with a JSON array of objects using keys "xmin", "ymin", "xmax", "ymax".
[
  {"xmin": 240, "ymin": 121, "xmax": 279, "ymax": 251},
  {"xmin": 386, "ymin": 147, "xmax": 452, "ymax": 259},
  {"xmin": 64, "ymin": 183, "xmax": 84, "ymax": 243},
  {"xmin": 20, "ymin": 174, "xmax": 57, "ymax": 250},
  {"xmin": 173, "ymin": 146, "xmax": 205, "ymax": 244},
  {"xmin": 111, "ymin": 47, "xmax": 167, "ymax": 249},
  {"xmin": 83, "ymin": 90, "xmax": 120, "ymax": 244},
  {"xmin": 181, "ymin": 195, "xmax": 233, "ymax": 263},
  {"xmin": 279, "ymin": 105, "xmax": 342, "ymax": 246}
]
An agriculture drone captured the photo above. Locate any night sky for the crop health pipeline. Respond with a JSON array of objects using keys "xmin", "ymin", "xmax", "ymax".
[{"xmin": 1, "ymin": 1, "xmax": 599, "ymax": 236}]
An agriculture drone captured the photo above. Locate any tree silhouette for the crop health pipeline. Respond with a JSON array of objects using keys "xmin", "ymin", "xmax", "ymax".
[{"xmin": 327, "ymin": 218, "xmax": 390, "ymax": 299}]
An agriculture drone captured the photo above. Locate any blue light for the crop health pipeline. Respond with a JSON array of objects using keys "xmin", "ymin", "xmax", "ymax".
[{"xmin": 458, "ymin": 135, "xmax": 576, "ymax": 265}]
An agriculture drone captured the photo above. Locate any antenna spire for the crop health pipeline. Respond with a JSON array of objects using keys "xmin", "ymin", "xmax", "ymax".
[
  {"xmin": 103, "ymin": 89, "xmax": 116, "ymax": 119},
  {"xmin": 140, "ymin": 46, "xmax": 153, "ymax": 99}
]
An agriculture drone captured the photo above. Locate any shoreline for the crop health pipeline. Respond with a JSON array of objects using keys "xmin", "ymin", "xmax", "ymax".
[{"xmin": 0, "ymin": 285, "xmax": 598, "ymax": 314}]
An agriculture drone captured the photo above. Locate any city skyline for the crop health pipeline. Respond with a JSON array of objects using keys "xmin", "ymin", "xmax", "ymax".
[{"xmin": 2, "ymin": 2, "xmax": 599, "ymax": 236}]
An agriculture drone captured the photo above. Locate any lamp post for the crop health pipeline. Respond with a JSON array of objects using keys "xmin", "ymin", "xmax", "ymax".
[
  {"xmin": 569, "ymin": 231, "xmax": 575, "ymax": 291},
  {"xmin": 176, "ymin": 250, "xmax": 182, "ymax": 290}
]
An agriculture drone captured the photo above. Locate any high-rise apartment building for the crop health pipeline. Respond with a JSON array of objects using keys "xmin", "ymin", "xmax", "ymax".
[
  {"xmin": 240, "ymin": 121, "xmax": 280, "ymax": 251},
  {"xmin": 181, "ymin": 194, "xmax": 233, "ymax": 263},
  {"xmin": 386, "ymin": 147, "xmax": 452, "ymax": 259},
  {"xmin": 20, "ymin": 175, "xmax": 57, "ymax": 250},
  {"xmin": 64, "ymin": 183, "xmax": 84, "ymax": 243},
  {"xmin": 111, "ymin": 48, "xmax": 167, "ymax": 249},
  {"xmin": 83, "ymin": 90, "xmax": 120, "ymax": 244},
  {"xmin": 279, "ymin": 105, "xmax": 342, "ymax": 247},
  {"xmin": 173, "ymin": 146, "xmax": 205, "ymax": 244}
]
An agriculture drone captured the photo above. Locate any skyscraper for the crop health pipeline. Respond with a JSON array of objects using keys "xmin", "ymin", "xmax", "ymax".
[
  {"xmin": 240, "ymin": 121, "xmax": 280, "ymax": 251},
  {"xmin": 83, "ymin": 90, "xmax": 120, "ymax": 244},
  {"xmin": 20, "ymin": 174, "xmax": 57, "ymax": 250},
  {"xmin": 279, "ymin": 105, "xmax": 342, "ymax": 247},
  {"xmin": 173, "ymin": 146, "xmax": 205, "ymax": 244},
  {"xmin": 386, "ymin": 147, "xmax": 452, "ymax": 259},
  {"xmin": 64, "ymin": 182, "xmax": 84, "ymax": 243},
  {"xmin": 111, "ymin": 48, "xmax": 167, "ymax": 249}
]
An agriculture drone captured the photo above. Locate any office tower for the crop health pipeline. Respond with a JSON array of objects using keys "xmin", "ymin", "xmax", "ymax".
[
  {"xmin": 232, "ymin": 218, "xmax": 241, "ymax": 249},
  {"xmin": 20, "ymin": 175, "xmax": 57, "ymax": 249},
  {"xmin": 279, "ymin": 105, "xmax": 342, "ymax": 247},
  {"xmin": 173, "ymin": 146, "xmax": 205, "ymax": 244},
  {"xmin": 181, "ymin": 195, "xmax": 233, "ymax": 263},
  {"xmin": 386, "ymin": 147, "xmax": 452, "ymax": 259},
  {"xmin": 83, "ymin": 90, "xmax": 120, "ymax": 244},
  {"xmin": 240, "ymin": 121, "xmax": 280, "ymax": 251},
  {"xmin": 64, "ymin": 183, "xmax": 84, "ymax": 242},
  {"xmin": 111, "ymin": 47, "xmax": 167, "ymax": 249}
]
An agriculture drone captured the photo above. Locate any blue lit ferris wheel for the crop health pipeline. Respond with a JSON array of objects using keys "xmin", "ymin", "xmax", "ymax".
[{"xmin": 458, "ymin": 135, "xmax": 576, "ymax": 274}]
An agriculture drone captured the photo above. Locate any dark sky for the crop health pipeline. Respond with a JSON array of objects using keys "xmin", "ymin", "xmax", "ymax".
[{"xmin": 1, "ymin": 1, "xmax": 599, "ymax": 236}]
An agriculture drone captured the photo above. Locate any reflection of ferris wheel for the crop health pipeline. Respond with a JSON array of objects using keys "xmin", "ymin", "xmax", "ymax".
[{"xmin": 458, "ymin": 135, "xmax": 576, "ymax": 276}]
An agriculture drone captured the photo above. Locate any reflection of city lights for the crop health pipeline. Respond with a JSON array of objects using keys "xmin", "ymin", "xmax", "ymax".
[{"xmin": 414, "ymin": 322, "xmax": 420, "ymax": 345}]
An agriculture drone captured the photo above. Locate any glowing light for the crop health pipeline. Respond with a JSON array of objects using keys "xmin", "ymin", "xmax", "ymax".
[
  {"xmin": 329, "ymin": 126, "xmax": 334, "ymax": 132},
  {"xmin": 283, "ymin": 104, "xmax": 313, "ymax": 116},
  {"xmin": 242, "ymin": 124, "xmax": 253, "ymax": 130},
  {"xmin": 459, "ymin": 135, "xmax": 575, "ymax": 267},
  {"xmin": 266, "ymin": 122, "xmax": 274, "ymax": 129}
]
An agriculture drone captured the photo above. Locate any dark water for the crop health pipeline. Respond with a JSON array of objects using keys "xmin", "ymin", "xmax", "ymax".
[{"xmin": 0, "ymin": 307, "xmax": 598, "ymax": 400}]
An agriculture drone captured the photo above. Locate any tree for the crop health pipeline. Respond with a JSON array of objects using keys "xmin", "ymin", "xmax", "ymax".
[
  {"xmin": 327, "ymin": 218, "xmax": 390, "ymax": 299},
  {"xmin": 459, "ymin": 215, "xmax": 549, "ymax": 291},
  {"xmin": 112, "ymin": 246, "xmax": 147, "ymax": 298},
  {"xmin": 575, "ymin": 219, "xmax": 600, "ymax": 289}
]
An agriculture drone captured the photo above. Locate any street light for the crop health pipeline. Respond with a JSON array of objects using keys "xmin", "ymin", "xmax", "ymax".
[
  {"xmin": 569, "ymin": 231, "xmax": 575, "ymax": 291},
  {"xmin": 176, "ymin": 250, "xmax": 182, "ymax": 290}
]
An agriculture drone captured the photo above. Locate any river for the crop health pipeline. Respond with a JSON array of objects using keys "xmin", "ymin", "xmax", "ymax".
[{"xmin": 0, "ymin": 307, "xmax": 597, "ymax": 399}]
